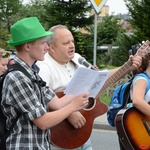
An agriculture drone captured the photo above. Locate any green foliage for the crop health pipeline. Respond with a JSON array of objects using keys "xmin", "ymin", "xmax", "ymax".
[
  {"xmin": 100, "ymin": 93, "xmax": 112, "ymax": 105},
  {"xmin": 0, "ymin": 25, "xmax": 10, "ymax": 49},
  {"xmin": 41, "ymin": 0, "xmax": 94, "ymax": 30},
  {"xmin": 98, "ymin": 51, "xmax": 112, "ymax": 66},
  {"xmin": 125, "ymin": 0, "xmax": 150, "ymax": 41},
  {"xmin": 1, "ymin": 0, "xmax": 149, "ymax": 66},
  {"xmin": 0, "ymin": 0, "xmax": 22, "ymax": 31},
  {"xmin": 75, "ymin": 31, "xmax": 94, "ymax": 63},
  {"xmin": 97, "ymin": 15, "xmax": 124, "ymax": 45},
  {"xmin": 110, "ymin": 33, "xmax": 139, "ymax": 66},
  {"xmin": 10, "ymin": 0, "xmax": 46, "ymax": 27},
  {"xmin": 87, "ymin": 15, "xmax": 126, "ymax": 66},
  {"xmin": 0, "ymin": 0, "xmax": 23, "ymax": 49},
  {"xmin": 107, "ymin": 0, "xmax": 150, "ymax": 66}
]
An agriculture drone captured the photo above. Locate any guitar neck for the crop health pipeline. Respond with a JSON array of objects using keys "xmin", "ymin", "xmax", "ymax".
[{"xmin": 96, "ymin": 60, "xmax": 132, "ymax": 98}]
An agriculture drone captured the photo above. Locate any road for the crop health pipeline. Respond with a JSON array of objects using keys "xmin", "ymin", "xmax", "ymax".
[
  {"xmin": 90, "ymin": 129, "xmax": 120, "ymax": 150},
  {"xmin": 51, "ymin": 129, "xmax": 120, "ymax": 150}
]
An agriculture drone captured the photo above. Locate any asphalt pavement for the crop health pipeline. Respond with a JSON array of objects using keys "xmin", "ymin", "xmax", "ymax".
[{"xmin": 93, "ymin": 113, "xmax": 116, "ymax": 131}]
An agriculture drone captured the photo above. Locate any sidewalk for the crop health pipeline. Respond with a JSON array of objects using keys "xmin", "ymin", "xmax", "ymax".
[{"xmin": 93, "ymin": 113, "xmax": 116, "ymax": 131}]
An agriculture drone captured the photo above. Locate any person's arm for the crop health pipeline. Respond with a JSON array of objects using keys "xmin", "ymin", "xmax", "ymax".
[
  {"xmin": 56, "ymin": 93, "xmax": 87, "ymax": 129},
  {"xmin": 132, "ymin": 79, "xmax": 150, "ymax": 116},
  {"xmin": 32, "ymin": 92, "xmax": 89, "ymax": 130},
  {"xmin": 67, "ymin": 111, "xmax": 86, "ymax": 129}
]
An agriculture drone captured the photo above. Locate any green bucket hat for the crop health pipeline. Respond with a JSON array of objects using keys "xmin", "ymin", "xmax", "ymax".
[{"xmin": 7, "ymin": 17, "xmax": 53, "ymax": 46}]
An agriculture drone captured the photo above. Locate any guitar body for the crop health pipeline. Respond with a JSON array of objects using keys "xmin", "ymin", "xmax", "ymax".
[
  {"xmin": 115, "ymin": 107, "xmax": 150, "ymax": 150},
  {"xmin": 50, "ymin": 95, "xmax": 108, "ymax": 149}
]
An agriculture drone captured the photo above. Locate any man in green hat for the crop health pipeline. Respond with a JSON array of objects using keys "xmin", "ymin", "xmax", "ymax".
[{"xmin": 1, "ymin": 17, "xmax": 90, "ymax": 149}]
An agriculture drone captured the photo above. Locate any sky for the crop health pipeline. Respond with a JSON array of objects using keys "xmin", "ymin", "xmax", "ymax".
[
  {"xmin": 23, "ymin": 0, "xmax": 128, "ymax": 15},
  {"xmin": 105, "ymin": 0, "xmax": 128, "ymax": 14}
]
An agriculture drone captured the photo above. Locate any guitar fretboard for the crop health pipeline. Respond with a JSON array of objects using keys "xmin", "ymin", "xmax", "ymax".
[{"xmin": 97, "ymin": 60, "xmax": 131, "ymax": 98}]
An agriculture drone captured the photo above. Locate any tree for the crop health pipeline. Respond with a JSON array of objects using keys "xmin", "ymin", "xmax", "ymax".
[
  {"xmin": 0, "ymin": 0, "xmax": 22, "ymax": 31},
  {"xmin": 0, "ymin": 0, "xmax": 23, "ymax": 49},
  {"xmin": 125, "ymin": 0, "xmax": 150, "ymax": 41},
  {"xmin": 107, "ymin": 0, "xmax": 150, "ymax": 66},
  {"xmin": 86, "ymin": 15, "xmax": 125, "ymax": 66},
  {"xmin": 42, "ymin": 0, "xmax": 94, "ymax": 30},
  {"xmin": 111, "ymin": 33, "xmax": 138, "ymax": 66},
  {"xmin": 96, "ymin": 15, "xmax": 124, "ymax": 46},
  {"xmin": 0, "ymin": 0, "xmax": 47, "ymax": 49}
]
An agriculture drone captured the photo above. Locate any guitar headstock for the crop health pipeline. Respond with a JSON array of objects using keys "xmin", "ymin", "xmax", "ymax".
[{"xmin": 136, "ymin": 40, "xmax": 150, "ymax": 60}]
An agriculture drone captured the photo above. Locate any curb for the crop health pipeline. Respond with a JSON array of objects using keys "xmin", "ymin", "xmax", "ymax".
[{"xmin": 93, "ymin": 123, "xmax": 116, "ymax": 131}]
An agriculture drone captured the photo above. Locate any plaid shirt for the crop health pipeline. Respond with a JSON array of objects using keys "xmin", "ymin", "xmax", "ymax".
[{"xmin": 1, "ymin": 56, "xmax": 55, "ymax": 150}]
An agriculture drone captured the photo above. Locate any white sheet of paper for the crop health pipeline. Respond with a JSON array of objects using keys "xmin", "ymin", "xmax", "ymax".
[{"xmin": 64, "ymin": 67, "xmax": 110, "ymax": 98}]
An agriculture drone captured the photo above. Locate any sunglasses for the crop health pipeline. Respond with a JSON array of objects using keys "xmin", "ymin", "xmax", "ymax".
[{"xmin": 0, "ymin": 52, "xmax": 10, "ymax": 58}]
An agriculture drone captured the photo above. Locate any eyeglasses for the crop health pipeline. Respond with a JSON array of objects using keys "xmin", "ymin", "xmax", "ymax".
[{"xmin": 0, "ymin": 52, "xmax": 10, "ymax": 58}]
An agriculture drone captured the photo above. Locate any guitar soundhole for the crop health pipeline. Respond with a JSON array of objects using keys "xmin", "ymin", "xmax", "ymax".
[{"xmin": 83, "ymin": 97, "xmax": 96, "ymax": 110}]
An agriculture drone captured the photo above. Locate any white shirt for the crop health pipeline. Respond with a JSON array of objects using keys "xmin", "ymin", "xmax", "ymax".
[{"xmin": 37, "ymin": 53, "xmax": 83, "ymax": 93}]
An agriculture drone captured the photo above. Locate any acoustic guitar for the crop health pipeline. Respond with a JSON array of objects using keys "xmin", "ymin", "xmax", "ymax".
[
  {"xmin": 115, "ymin": 107, "xmax": 150, "ymax": 150},
  {"xmin": 50, "ymin": 40, "xmax": 150, "ymax": 149}
]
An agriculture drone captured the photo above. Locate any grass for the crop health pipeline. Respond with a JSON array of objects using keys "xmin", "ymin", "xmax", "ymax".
[
  {"xmin": 98, "ymin": 64, "xmax": 117, "ymax": 106},
  {"xmin": 99, "ymin": 64, "xmax": 117, "ymax": 70},
  {"xmin": 100, "ymin": 94, "xmax": 112, "ymax": 106}
]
